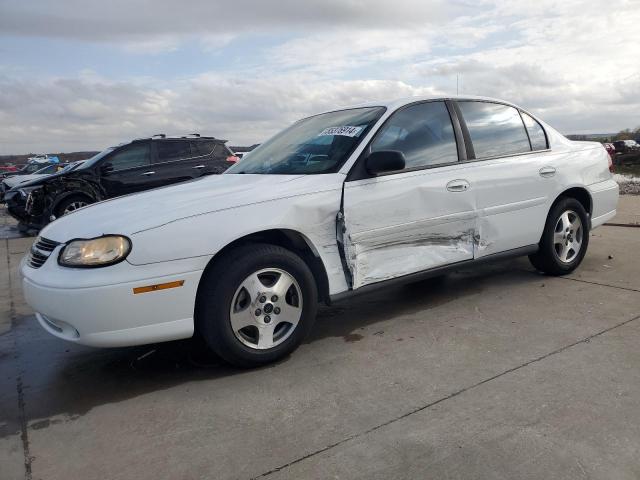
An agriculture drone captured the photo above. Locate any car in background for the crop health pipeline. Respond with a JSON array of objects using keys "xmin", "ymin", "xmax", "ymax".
[
  {"xmin": 0, "ymin": 160, "xmax": 61, "ymax": 180},
  {"xmin": 4, "ymin": 134, "xmax": 236, "ymax": 231},
  {"xmin": 603, "ymin": 143, "xmax": 615, "ymax": 172},
  {"xmin": 20, "ymin": 95, "xmax": 618, "ymax": 367},
  {"xmin": 27, "ymin": 154, "xmax": 60, "ymax": 164},
  {"xmin": 0, "ymin": 165, "xmax": 19, "ymax": 175},
  {"xmin": 1, "ymin": 162, "xmax": 84, "ymax": 198},
  {"xmin": 603, "ymin": 143, "xmax": 615, "ymax": 159},
  {"xmin": 230, "ymin": 144, "xmax": 260, "ymax": 160},
  {"xmin": 613, "ymin": 139, "xmax": 640, "ymax": 154}
]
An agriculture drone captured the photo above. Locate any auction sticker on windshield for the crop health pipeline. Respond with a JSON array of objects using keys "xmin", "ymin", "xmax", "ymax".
[{"xmin": 318, "ymin": 126, "xmax": 363, "ymax": 137}]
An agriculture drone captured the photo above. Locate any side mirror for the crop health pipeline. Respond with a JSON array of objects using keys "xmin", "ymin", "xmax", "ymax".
[
  {"xmin": 365, "ymin": 150, "xmax": 405, "ymax": 175},
  {"xmin": 100, "ymin": 163, "xmax": 114, "ymax": 175}
]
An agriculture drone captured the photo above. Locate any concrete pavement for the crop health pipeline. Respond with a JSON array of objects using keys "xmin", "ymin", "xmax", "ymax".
[{"xmin": 1, "ymin": 197, "xmax": 639, "ymax": 480}]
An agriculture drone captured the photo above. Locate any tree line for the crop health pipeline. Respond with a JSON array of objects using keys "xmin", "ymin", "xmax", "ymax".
[{"xmin": 612, "ymin": 127, "xmax": 640, "ymax": 141}]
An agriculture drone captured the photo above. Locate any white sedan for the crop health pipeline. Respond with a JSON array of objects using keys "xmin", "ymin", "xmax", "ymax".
[{"xmin": 21, "ymin": 96, "xmax": 619, "ymax": 367}]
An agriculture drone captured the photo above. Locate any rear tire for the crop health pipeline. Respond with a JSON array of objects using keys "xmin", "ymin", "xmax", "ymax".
[
  {"xmin": 195, "ymin": 243, "xmax": 318, "ymax": 367},
  {"xmin": 529, "ymin": 197, "xmax": 589, "ymax": 275}
]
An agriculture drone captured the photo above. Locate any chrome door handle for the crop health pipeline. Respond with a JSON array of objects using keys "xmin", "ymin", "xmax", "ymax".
[
  {"xmin": 140, "ymin": 171, "xmax": 156, "ymax": 176},
  {"xmin": 446, "ymin": 179, "xmax": 470, "ymax": 192},
  {"xmin": 539, "ymin": 166, "xmax": 556, "ymax": 177},
  {"xmin": 192, "ymin": 165, "xmax": 205, "ymax": 169}
]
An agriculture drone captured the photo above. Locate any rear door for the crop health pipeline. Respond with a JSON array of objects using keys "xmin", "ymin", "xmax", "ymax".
[
  {"xmin": 454, "ymin": 101, "xmax": 556, "ymax": 257},
  {"xmin": 342, "ymin": 100, "xmax": 477, "ymax": 288},
  {"xmin": 151, "ymin": 139, "xmax": 205, "ymax": 186},
  {"xmin": 191, "ymin": 140, "xmax": 234, "ymax": 175}
]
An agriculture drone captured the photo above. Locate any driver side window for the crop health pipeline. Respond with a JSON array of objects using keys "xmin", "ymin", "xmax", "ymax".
[
  {"xmin": 108, "ymin": 144, "xmax": 151, "ymax": 171},
  {"xmin": 370, "ymin": 101, "xmax": 458, "ymax": 169}
]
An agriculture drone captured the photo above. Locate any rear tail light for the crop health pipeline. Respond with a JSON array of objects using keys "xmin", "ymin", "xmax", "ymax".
[{"xmin": 226, "ymin": 155, "xmax": 240, "ymax": 163}]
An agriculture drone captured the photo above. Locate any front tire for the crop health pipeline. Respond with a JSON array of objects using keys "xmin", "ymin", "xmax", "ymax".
[
  {"xmin": 529, "ymin": 197, "xmax": 589, "ymax": 275},
  {"xmin": 55, "ymin": 195, "xmax": 93, "ymax": 218},
  {"xmin": 195, "ymin": 243, "xmax": 318, "ymax": 367}
]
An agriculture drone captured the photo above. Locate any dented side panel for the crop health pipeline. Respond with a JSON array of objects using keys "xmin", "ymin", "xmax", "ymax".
[
  {"xmin": 122, "ymin": 174, "xmax": 350, "ymax": 295},
  {"xmin": 342, "ymin": 167, "xmax": 476, "ymax": 288}
]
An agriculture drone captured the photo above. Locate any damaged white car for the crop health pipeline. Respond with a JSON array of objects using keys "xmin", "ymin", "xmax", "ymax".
[{"xmin": 22, "ymin": 96, "xmax": 619, "ymax": 367}]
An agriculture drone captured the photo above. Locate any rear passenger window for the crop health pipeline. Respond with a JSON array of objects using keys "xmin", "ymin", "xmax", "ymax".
[
  {"xmin": 521, "ymin": 112, "xmax": 548, "ymax": 150},
  {"xmin": 370, "ymin": 101, "xmax": 458, "ymax": 169},
  {"xmin": 213, "ymin": 144, "xmax": 231, "ymax": 159},
  {"xmin": 192, "ymin": 141, "xmax": 216, "ymax": 156},
  {"xmin": 458, "ymin": 102, "xmax": 531, "ymax": 158},
  {"xmin": 156, "ymin": 141, "xmax": 192, "ymax": 163}
]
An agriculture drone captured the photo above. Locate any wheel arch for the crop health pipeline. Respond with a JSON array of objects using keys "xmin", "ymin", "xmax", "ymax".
[
  {"xmin": 554, "ymin": 186, "xmax": 593, "ymax": 218},
  {"xmin": 534, "ymin": 187, "xmax": 593, "ymax": 245},
  {"xmin": 199, "ymin": 228, "xmax": 331, "ymax": 304},
  {"xmin": 51, "ymin": 191, "xmax": 95, "ymax": 215}
]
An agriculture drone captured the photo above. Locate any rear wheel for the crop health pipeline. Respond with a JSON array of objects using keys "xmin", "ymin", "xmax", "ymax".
[
  {"xmin": 196, "ymin": 243, "xmax": 318, "ymax": 367},
  {"xmin": 529, "ymin": 197, "xmax": 589, "ymax": 275}
]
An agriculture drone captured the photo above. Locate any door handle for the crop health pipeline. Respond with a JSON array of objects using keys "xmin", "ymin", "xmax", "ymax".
[
  {"xmin": 140, "ymin": 171, "xmax": 156, "ymax": 176},
  {"xmin": 539, "ymin": 166, "xmax": 556, "ymax": 178},
  {"xmin": 446, "ymin": 179, "xmax": 470, "ymax": 192},
  {"xmin": 192, "ymin": 165, "xmax": 205, "ymax": 169}
]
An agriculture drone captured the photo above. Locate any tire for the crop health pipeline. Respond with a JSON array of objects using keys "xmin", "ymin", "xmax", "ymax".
[
  {"xmin": 195, "ymin": 243, "xmax": 318, "ymax": 367},
  {"xmin": 55, "ymin": 195, "xmax": 93, "ymax": 218},
  {"xmin": 529, "ymin": 197, "xmax": 589, "ymax": 275}
]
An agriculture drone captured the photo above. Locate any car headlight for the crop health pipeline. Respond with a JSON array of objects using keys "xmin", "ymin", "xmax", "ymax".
[
  {"xmin": 18, "ymin": 186, "xmax": 41, "ymax": 198},
  {"xmin": 58, "ymin": 235, "xmax": 131, "ymax": 267}
]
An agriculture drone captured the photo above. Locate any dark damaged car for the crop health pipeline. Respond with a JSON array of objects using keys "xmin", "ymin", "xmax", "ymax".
[{"xmin": 5, "ymin": 135, "xmax": 236, "ymax": 231}]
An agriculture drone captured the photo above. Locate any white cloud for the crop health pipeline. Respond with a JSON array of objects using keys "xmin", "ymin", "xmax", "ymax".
[
  {"xmin": 0, "ymin": 74, "xmax": 437, "ymax": 153},
  {"xmin": 0, "ymin": 0, "xmax": 639, "ymax": 153},
  {"xmin": 0, "ymin": 0, "xmax": 458, "ymax": 44}
]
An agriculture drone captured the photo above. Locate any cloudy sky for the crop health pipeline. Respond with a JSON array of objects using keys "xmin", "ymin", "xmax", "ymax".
[{"xmin": 0, "ymin": 0, "xmax": 638, "ymax": 154}]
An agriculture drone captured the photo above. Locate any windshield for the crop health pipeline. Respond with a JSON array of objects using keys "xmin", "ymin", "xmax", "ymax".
[
  {"xmin": 21, "ymin": 163, "xmax": 47, "ymax": 174},
  {"xmin": 226, "ymin": 107, "xmax": 385, "ymax": 174},
  {"xmin": 79, "ymin": 147, "xmax": 116, "ymax": 169},
  {"xmin": 32, "ymin": 164, "xmax": 59, "ymax": 175},
  {"xmin": 48, "ymin": 161, "xmax": 83, "ymax": 174}
]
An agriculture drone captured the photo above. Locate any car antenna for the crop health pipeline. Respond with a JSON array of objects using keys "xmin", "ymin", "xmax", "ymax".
[{"xmin": 152, "ymin": 134, "xmax": 166, "ymax": 139}]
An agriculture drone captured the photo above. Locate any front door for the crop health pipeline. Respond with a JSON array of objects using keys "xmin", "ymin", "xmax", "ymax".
[
  {"xmin": 99, "ymin": 142, "xmax": 156, "ymax": 197},
  {"xmin": 342, "ymin": 101, "xmax": 476, "ymax": 289}
]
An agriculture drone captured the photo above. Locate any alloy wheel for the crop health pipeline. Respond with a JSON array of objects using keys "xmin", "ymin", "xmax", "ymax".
[
  {"xmin": 63, "ymin": 201, "xmax": 88, "ymax": 215},
  {"xmin": 229, "ymin": 268, "xmax": 303, "ymax": 350},
  {"xmin": 553, "ymin": 210, "xmax": 583, "ymax": 263}
]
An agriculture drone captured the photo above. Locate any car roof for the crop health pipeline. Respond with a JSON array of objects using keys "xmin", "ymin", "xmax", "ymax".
[
  {"xmin": 131, "ymin": 134, "xmax": 227, "ymax": 143},
  {"xmin": 318, "ymin": 95, "xmax": 524, "ymax": 115}
]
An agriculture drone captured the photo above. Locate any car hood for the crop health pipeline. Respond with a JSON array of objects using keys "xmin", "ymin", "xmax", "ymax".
[
  {"xmin": 40, "ymin": 173, "xmax": 343, "ymax": 241},
  {"xmin": 4, "ymin": 173, "xmax": 48, "ymax": 188},
  {"xmin": 8, "ymin": 168, "xmax": 77, "ymax": 190}
]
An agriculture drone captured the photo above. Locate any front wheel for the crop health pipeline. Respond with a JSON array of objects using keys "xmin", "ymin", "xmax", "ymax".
[
  {"xmin": 529, "ymin": 197, "xmax": 589, "ymax": 275},
  {"xmin": 196, "ymin": 244, "xmax": 318, "ymax": 367},
  {"xmin": 55, "ymin": 195, "xmax": 93, "ymax": 218}
]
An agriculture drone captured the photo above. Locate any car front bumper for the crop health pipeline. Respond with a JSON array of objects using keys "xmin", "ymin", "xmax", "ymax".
[
  {"xmin": 4, "ymin": 190, "xmax": 31, "ymax": 222},
  {"xmin": 21, "ymin": 252, "xmax": 207, "ymax": 347}
]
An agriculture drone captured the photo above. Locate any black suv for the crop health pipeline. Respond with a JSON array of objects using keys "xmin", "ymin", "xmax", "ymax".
[{"xmin": 5, "ymin": 135, "xmax": 235, "ymax": 231}]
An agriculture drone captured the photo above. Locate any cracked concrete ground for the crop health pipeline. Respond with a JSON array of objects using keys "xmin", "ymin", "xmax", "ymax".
[{"xmin": 1, "ymin": 198, "xmax": 639, "ymax": 480}]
